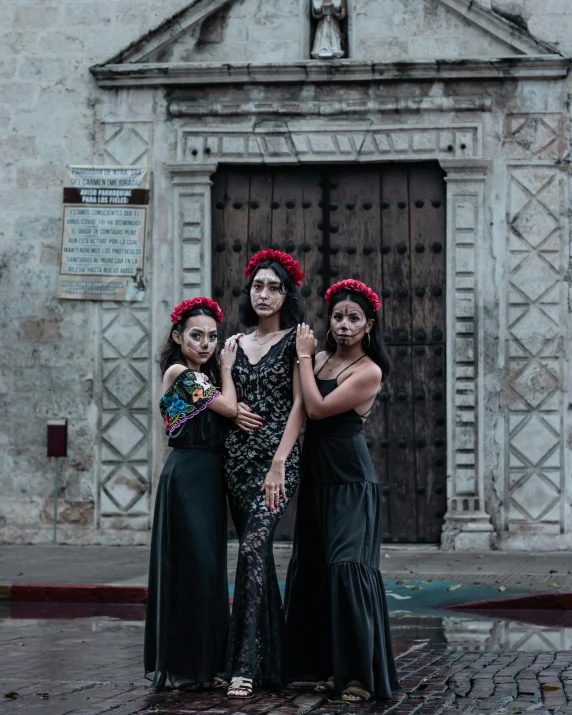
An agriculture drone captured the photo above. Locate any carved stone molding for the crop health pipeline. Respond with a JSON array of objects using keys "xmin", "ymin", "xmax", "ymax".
[
  {"xmin": 168, "ymin": 165, "xmax": 217, "ymax": 303},
  {"xmin": 169, "ymin": 95, "xmax": 492, "ymax": 118},
  {"xmin": 95, "ymin": 121, "xmax": 154, "ymax": 531},
  {"xmin": 504, "ymin": 164, "xmax": 567, "ymax": 535},
  {"xmin": 439, "ymin": 159, "xmax": 494, "ymax": 550},
  {"xmin": 177, "ymin": 124, "xmax": 482, "ymax": 164},
  {"xmin": 92, "ymin": 56, "xmax": 570, "ymax": 88}
]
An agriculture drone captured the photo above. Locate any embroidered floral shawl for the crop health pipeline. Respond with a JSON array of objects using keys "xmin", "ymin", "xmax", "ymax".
[{"xmin": 160, "ymin": 369, "xmax": 220, "ymax": 435}]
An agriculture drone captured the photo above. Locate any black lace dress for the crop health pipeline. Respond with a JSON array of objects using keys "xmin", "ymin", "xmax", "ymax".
[
  {"xmin": 144, "ymin": 369, "xmax": 229, "ymax": 690},
  {"xmin": 284, "ymin": 371, "xmax": 399, "ymax": 698},
  {"xmin": 224, "ymin": 329, "xmax": 301, "ymax": 684}
]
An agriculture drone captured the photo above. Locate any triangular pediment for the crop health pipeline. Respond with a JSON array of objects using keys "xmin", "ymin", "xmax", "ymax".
[{"xmin": 91, "ymin": 0, "xmax": 567, "ymax": 86}]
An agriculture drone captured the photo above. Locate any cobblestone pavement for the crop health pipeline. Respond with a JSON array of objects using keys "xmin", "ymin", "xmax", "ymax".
[{"xmin": 2, "ymin": 614, "xmax": 572, "ymax": 715}]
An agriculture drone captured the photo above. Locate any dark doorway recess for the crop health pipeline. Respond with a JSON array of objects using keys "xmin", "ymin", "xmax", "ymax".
[{"xmin": 211, "ymin": 164, "xmax": 447, "ymax": 543}]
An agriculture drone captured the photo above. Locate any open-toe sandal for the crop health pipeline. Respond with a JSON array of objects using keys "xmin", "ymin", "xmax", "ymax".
[
  {"xmin": 213, "ymin": 676, "xmax": 229, "ymax": 689},
  {"xmin": 315, "ymin": 676, "xmax": 335, "ymax": 694},
  {"xmin": 341, "ymin": 681, "xmax": 372, "ymax": 702},
  {"xmin": 227, "ymin": 676, "xmax": 255, "ymax": 698}
]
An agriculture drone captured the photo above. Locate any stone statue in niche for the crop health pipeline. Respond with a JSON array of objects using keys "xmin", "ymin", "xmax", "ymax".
[{"xmin": 311, "ymin": 0, "xmax": 346, "ymax": 59}]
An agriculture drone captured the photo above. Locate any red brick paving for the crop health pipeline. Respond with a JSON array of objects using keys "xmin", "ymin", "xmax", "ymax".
[{"xmin": 1, "ymin": 618, "xmax": 572, "ymax": 714}]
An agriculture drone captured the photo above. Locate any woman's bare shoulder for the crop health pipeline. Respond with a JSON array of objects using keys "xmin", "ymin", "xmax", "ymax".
[
  {"xmin": 162, "ymin": 364, "xmax": 188, "ymax": 391},
  {"xmin": 361, "ymin": 357, "xmax": 383, "ymax": 383}
]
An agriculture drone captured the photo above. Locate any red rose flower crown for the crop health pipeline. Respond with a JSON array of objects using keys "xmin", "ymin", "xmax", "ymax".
[
  {"xmin": 324, "ymin": 279, "xmax": 381, "ymax": 312},
  {"xmin": 244, "ymin": 249, "xmax": 305, "ymax": 287},
  {"xmin": 170, "ymin": 297, "xmax": 224, "ymax": 325}
]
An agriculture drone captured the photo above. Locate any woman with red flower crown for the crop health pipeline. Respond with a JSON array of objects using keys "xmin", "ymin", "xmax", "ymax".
[
  {"xmin": 284, "ymin": 280, "xmax": 399, "ymax": 703},
  {"xmin": 223, "ymin": 250, "xmax": 305, "ymax": 698},
  {"xmin": 144, "ymin": 298, "xmax": 238, "ymax": 691}
]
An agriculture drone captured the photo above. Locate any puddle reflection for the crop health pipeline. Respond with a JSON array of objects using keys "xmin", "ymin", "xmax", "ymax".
[
  {"xmin": 391, "ymin": 612, "xmax": 572, "ymax": 652},
  {"xmin": 2, "ymin": 601, "xmax": 571, "ymax": 654}
]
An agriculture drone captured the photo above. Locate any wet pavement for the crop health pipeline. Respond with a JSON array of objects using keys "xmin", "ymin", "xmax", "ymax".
[
  {"xmin": 2, "ymin": 606, "xmax": 572, "ymax": 714},
  {"xmin": 3, "ymin": 546, "xmax": 572, "ymax": 713},
  {"xmin": 3, "ymin": 545, "xmax": 572, "ymax": 593}
]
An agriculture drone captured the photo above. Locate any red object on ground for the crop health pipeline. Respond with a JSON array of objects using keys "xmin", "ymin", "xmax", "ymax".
[
  {"xmin": 441, "ymin": 591, "xmax": 572, "ymax": 612},
  {"xmin": 10, "ymin": 584, "xmax": 148, "ymax": 604}
]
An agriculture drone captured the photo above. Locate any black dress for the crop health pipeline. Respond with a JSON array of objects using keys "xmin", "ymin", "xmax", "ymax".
[
  {"xmin": 284, "ymin": 367, "xmax": 399, "ymax": 698},
  {"xmin": 224, "ymin": 330, "xmax": 301, "ymax": 684},
  {"xmin": 144, "ymin": 369, "xmax": 229, "ymax": 690}
]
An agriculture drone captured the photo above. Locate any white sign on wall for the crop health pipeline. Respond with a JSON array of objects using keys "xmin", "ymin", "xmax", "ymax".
[{"xmin": 58, "ymin": 166, "xmax": 151, "ymax": 301}]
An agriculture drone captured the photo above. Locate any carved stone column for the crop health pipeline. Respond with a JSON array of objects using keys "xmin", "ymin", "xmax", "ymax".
[
  {"xmin": 440, "ymin": 160, "xmax": 494, "ymax": 550},
  {"xmin": 168, "ymin": 164, "xmax": 217, "ymax": 303}
]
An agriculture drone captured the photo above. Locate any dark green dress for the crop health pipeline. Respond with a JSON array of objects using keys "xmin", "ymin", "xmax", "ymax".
[
  {"xmin": 144, "ymin": 369, "xmax": 229, "ymax": 690},
  {"xmin": 284, "ymin": 374, "xmax": 399, "ymax": 698}
]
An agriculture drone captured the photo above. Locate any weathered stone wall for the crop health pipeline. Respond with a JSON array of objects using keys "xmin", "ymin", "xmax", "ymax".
[
  {"xmin": 0, "ymin": 0, "xmax": 187, "ymax": 543},
  {"xmin": 1, "ymin": 0, "xmax": 571, "ymax": 547}
]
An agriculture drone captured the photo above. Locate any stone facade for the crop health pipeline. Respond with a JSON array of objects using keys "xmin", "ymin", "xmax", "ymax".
[{"xmin": 1, "ymin": 0, "xmax": 571, "ymax": 549}]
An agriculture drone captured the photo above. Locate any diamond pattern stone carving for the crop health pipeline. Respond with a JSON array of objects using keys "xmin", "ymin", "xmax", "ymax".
[
  {"xmin": 105, "ymin": 365, "xmax": 146, "ymax": 408},
  {"xmin": 510, "ymin": 363, "xmax": 558, "ymax": 409},
  {"xmin": 103, "ymin": 415, "xmax": 145, "ymax": 457},
  {"xmin": 104, "ymin": 124, "xmax": 152, "ymax": 165},
  {"xmin": 510, "ymin": 253, "xmax": 558, "ymax": 303},
  {"xmin": 102, "ymin": 467, "xmax": 148, "ymax": 513},
  {"xmin": 510, "ymin": 415, "xmax": 559, "ymax": 466},
  {"xmin": 504, "ymin": 114, "xmax": 569, "ymax": 160},
  {"xmin": 510, "ymin": 306, "xmax": 558, "ymax": 356},
  {"xmin": 510, "ymin": 472, "xmax": 559, "ymax": 521},
  {"xmin": 103, "ymin": 315, "xmax": 146, "ymax": 358},
  {"xmin": 506, "ymin": 165, "xmax": 565, "ymax": 530},
  {"xmin": 512, "ymin": 202, "xmax": 559, "ymax": 248},
  {"xmin": 95, "ymin": 122, "xmax": 154, "ymax": 528}
]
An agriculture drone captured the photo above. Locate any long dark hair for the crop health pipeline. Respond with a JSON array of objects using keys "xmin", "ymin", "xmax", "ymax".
[
  {"xmin": 326, "ymin": 291, "xmax": 391, "ymax": 380},
  {"xmin": 239, "ymin": 260, "xmax": 304, "ymax": 329},
  {"xmin": 159, "ymin": 306, "xmax": 221, "ymax": 384}
]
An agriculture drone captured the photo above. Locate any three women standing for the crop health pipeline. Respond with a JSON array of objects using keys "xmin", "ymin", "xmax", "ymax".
[{"xmin": 144, "ymin": 264, "xmax": 398, "ymax": 702}]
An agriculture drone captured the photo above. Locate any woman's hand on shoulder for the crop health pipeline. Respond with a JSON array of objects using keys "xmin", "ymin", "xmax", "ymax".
[
  {"xmin": 220, "ymin": 337, "xmax": 238, "ymax": 370},
  {"xmin": 296, "ymin": 322, "xmax": 317, "ymax": 357},
  {"xmin": 162, "ymin": 364, "xmax": 188, "ymax": 393},
  {"xmin": 226, "ymin": 331, "xmax": 245, "ymax": 345}
]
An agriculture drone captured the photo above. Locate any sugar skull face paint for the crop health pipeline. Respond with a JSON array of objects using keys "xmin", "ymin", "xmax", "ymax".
[
  {"xmin": 330, "ymin": 300, "xmax": 373, "ymax": 348},
  {"xmin": 173, "ymin": 315, "xmax": 218, "ymax": 367},
  {"xmin": 250, "ymin": 268, "xmax": 286, "ymax": 318}
]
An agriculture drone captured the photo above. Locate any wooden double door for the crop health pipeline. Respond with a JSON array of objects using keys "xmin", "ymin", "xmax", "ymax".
[{"xmin": 211, "ymin": 163, "xmax": 447, "ymax": 543}]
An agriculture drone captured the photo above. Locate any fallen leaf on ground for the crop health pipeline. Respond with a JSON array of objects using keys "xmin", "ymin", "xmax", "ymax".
[
  {"xmin": 17, "ymin": 572, "xmax": 23, "ymax": 576},
  {"xmin": 4, "ymin": 693, "xmax": 19, "ymax": 700},
  {"xmin": 541, "ymin": 685, "xmax": 560, "ymax": 692},
  {"xmin": 476, "ymin": 554, "xmax": 484, "ymax": 559},
  {"xmin": 403, "ymin": 584, "xmax": 422, "ymax": 590},
  {"xmin": 550, "ymin": 582, "xmax": 560, "ymax": 588},
  {"xmin": 498, "ymin": 585, "xmax": 507, "ymax": 592},
  {"xmin": 448, "ymin": 584, "xmax": 462, "ymax": 591},
  {"xmin": 540, "ymin": 577, "xmax": 548, "ymax": 582},
  {"xmin": 515, "ymin": 581, "xmax": 522, "ymax": 585},
  {"xmin": 549, "ymin": 569, "xmax": 558, "ymax": 574},
  {"xmin": 421, "ymin": 580, "xmax": 433, "ymax": 584}
]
